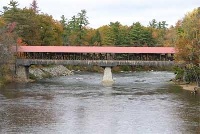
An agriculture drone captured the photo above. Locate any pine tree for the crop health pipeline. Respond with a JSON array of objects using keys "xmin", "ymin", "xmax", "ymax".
[{"xmin": 30, "ymin": 0, "xmax": 39, "ymax": 13}]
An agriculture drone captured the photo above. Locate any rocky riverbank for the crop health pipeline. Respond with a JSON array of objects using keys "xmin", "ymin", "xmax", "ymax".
[
  {"xmin": 16, "ymin": 65, "xmax": 73, "ymax": 81},
  {"xmin": 30, "ymin": 65, "xmax": 73, "ymax": 80},
  {"xmin": 173, "ymin": 81, "xmax": 200, "ymax": 95},
  {"xmin": 179, "ymin": 83, "xmax": 200, "ymax": 94}
]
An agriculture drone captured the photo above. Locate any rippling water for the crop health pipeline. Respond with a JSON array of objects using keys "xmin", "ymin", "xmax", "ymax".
[{"xmin": 0, "ymin": 71, "xmax": 199, "ymax": 134}]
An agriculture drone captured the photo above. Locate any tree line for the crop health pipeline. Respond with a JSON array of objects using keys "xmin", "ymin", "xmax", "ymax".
[{"xmin": 0, "ymin": 0, "xmax": 173, "ymax": 47}]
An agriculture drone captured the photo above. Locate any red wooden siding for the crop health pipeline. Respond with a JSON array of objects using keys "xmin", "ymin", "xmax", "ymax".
[{"xmin": 16, "ymin": 46, "xmax": 175, "ymax": 54}]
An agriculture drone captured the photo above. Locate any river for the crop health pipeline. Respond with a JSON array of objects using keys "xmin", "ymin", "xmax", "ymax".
[{"xmin": 0, "ymin": 71, "xmax": 199, "ymax": 134}]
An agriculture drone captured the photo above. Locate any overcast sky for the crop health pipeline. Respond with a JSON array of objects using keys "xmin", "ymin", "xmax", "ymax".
[{"xmin": 0, "ymin": 0, "xmax": 199, "ymax": 28}]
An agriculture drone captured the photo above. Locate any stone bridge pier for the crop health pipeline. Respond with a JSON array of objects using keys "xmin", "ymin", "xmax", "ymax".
[
  {"xmin": 102, "ymin": 67, "xmax": 114, "ymax": 85},
  {"xmin": 16, "ymin": 65, "xmax": 30, "ymax": 80},
  {"xmin": 100, "ymin": 63, "xmax": 116, "ymax": 86}
]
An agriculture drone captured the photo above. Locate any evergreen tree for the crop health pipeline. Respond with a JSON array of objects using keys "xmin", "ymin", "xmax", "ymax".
[
  {"xmin": 8, "ymin": 0, "xmax": 19, "ymax": 10},
  {"xmin": 149, "ymin": 19, "xmax": 157, "ymax": 28},
  {"xmin": 129, "ymin": 22, "xmax": 155, "ymax": 46},
  {"xmin": 91, "ymin": 30, "xmax": 101, "ymax": 45},
  {"xmin": 76, "ymin": 10, "xmax": 89, "ymax": 45},
  {"xmin": 60, "ymin": 15, "xmax": 69, "ymax": 45},
  {"xmin": 30, "ymin": 0, "xmax": 40, "ymax": 13}
]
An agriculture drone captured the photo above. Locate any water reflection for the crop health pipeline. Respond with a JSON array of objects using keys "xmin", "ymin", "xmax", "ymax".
[
  {"xmin": 174, "ymin": 88, "xmax": 200, "ymax": 133},
  {"xmin": 0, "ymin": 71, "xmax": 199, "ymax": 134}
]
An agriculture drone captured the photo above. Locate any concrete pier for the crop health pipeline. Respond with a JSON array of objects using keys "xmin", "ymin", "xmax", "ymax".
[
  {"xmin": 102, "ymin": 67, "xmax": 114, "ymax": 85},
  {"xmin": 16, "ymin": 66, "xmax": 29, "ymax": 80}
]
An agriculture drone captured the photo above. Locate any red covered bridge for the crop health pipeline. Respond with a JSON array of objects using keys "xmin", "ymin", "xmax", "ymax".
[
  {"xmin": 16, "ymin": 46, "xmax": 175, "ymax": 67},
  {"xmin": 17, "ymin": 46, "xmax": 175, "ymax": 54},
  {"xmin": 15, "ymin": 46, "xmax": 176, "ymax": 81},
  {"xmin": 16, "ymin": 46, "xmax": 175, "ymax": 64}
]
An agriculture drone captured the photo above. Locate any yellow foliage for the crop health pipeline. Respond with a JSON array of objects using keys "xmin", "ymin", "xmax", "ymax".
[
  {"xmin": 0, "ymin": 17, "xmax": 6, "ymax": 28},
  {"xmin": 175, "ymin": 8, "xmax": 200, "ymax": 65}
]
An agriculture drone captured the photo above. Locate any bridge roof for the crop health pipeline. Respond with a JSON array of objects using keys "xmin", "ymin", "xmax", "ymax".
[{"xmin": 17, "ymin": 46, "xmax": 175, "ymax": 54}]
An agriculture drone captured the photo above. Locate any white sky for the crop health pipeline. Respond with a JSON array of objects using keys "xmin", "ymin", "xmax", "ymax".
[{"xmin": 0, "ymin": 0, "xmax": 199, "ymax": 28}]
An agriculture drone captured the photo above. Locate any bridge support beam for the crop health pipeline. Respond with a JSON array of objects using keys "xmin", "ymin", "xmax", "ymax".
[{"xmin": 102, "ymin": 67, "xmax": 114, "ymax": 85}]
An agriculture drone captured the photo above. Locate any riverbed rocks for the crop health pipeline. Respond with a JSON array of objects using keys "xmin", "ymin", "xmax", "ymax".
[
  {"xmin": 17, "ymin": 65, "xmax": 73, "ymax": 81},
  {"xmin": 30, "ymin": 65, "xmax": 73, "ymax": 79},
  {"xmin": 192, "ymin": 87, "xmax": 200, "ymax": 95}
]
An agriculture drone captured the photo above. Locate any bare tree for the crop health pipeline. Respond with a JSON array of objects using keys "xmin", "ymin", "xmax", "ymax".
[{"xmin": 0, "ymin": 22, "xmax": 17, "ymax": 77}]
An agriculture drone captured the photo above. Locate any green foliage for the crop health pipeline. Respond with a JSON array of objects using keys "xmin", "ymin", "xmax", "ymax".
[
  {"xmin": 2, "ymin": 1, "xmax": 63, "ymax": 46},
  {"xmin": 148, "ymin": 19, "xmax": 170, "ymax": 46},
  {"xmin": 91, "ymin": 30, "xmax": 101, "ymax": 45},
  {"xmin": 109, "ymin": 22, "xmax": 130, "ymax": 46},
  {"xmin": 98, "ymin": 25, "xmax": 114, "ymax": 46},
  {"xmin": 173, "ymin": 66, "xmax": 184, "ymax": 80},
  {"xmin": 60, "ymin": 15, "xmax": 69, "ymax": 45},
  {"xmin": 185, "ymin": 65, "xmax": 200, "ymax": 83},
  {"xmin": 61, "ymin": 10, "xmax": 89, "ymax": 45},
  {"xmin": 149, "ymin": 19, "xmax": 168, "ymax": 29},
  {"xmin": 129, "ymin": 22, "xmax": 155, "ymax": 46},
  {"xmin": 117, "ymin": 26, "xmax": 130, "ymax": 46},
  {"xmin": 149, "ymin": 19, "xmax": 157, "ymax": 28},
  {"xmin": 1, "ymin": 1, "xmax": 173, "ymax": 46},
  {"xmin": 38, "ymin": 14, "xmax": 63, "ymax": 45},
  {"xmin": 5, "ymin": 8, "xmax": 41, "ymax": 45},
  {"xmin": 8, "ymin": 0, "xmax": 19, "ymax": 10},
  {"xmin": 102, "ymin": 27, "xmax": 115, "ymax": 46},
  {"xmin": 121, "ymin": 66, "xmax": 131, "ymax": 71},
  {"xmin": 173, "ymin": 65, "xmax": 200, "ymax": 84}
]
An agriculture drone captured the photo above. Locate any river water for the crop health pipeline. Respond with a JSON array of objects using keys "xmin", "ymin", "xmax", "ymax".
[{"xmin": 0, "ymin": 71, "xmax": 199, "ymax": 134}]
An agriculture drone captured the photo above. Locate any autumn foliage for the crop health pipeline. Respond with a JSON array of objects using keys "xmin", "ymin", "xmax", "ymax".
[
  {"xmin": 0, "ymin": 0, "xmax": 199, "ymax": 66},
  {"xmin": 175, "ymin": 8, "xmax": 200, "ymax": 65}
]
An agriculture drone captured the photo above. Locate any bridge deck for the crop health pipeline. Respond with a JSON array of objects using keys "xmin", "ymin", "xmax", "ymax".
[{"xmin": 16, "ymin": 59, "xmax": 174, "ymax": 67}]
